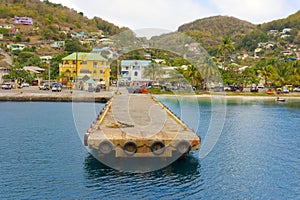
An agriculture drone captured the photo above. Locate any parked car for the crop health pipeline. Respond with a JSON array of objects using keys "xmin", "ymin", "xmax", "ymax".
[
  {"xmin": 95, "ymin": 86, "xmax": 101, "ymax": 92},
  {"xmin": 285, "ymin": 85, "xmax": 293, "ymax": 92},
  {"xmin": 250, "ymin": 84, "xmax": 258, "ymax": 92},
  {"xmin": 224, "ymin": 86, "xmax": 231, "ymax": 91},
  {"xmin": 21, "ymin": 82, "xmax": 29, "ymax": 87},
  {"xmin": 51, "ymin": 83, "xmax": 62, "ymax": 92},
  {"xmin": 1, "ymin": 82, "xmax": 12, "ymax": 90},
  {"xmin": 282, "ymin": 87, "xmax": 289, "ymax": 93},
  {"xmin": 276, "ymin": 88, "xmax": 282, "ymax": 94},
  {"xmin": 139, "ymin": 88, "xmax": 149, "ymax": 93},
  {"xmin": 293, "ymin": 87, "xmax": 300, "ymax": 92},
  {"xmin": 39, "ymin": 83, "xmax": 50, "ymax": 90},
  {"xmin": 88, "ymin": 86, "xmax": 94, "ymax": 92},
  {"xmin": 257, "ymin": 84, "xmax": 264, "ymax": 89}
]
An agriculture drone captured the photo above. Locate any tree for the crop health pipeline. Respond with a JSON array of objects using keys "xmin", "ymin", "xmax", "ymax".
[
  {"xmin": 270, "ymin": 61, "xmax": 293, "ymax": 86},
  {"xmin": 182, "ymin": 65, "xmax": 203, "ymax": 87},
  {"xmin": 217, "ymin": 37, "xmax": 235, "ymax": 68},
  {"xmin": 49, "ymin": 53, "xmax": 68, "ymax": 79},
  {"xmin": 291, "ymin": 60, "xmax": 300, "ymax": 86},
  {"xmin": 8, "ymin": 65, "xmax": 36, "ymax": 83},
  {"xmin": 257, "ymin": 65, "xmax": 274, "ymax": 87},
  {"xmin": 65, "ymin": 39, "xmax": 90, "ymax": 53},
  {"xmin": 15, "ymin": 52, "xmax": 42, "ymax": 67},
  {"xmin": 143, "ymin": 63, "xmax": 164, "ymax": 81}
]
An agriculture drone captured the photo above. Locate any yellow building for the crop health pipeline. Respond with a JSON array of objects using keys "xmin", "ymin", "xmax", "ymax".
[{"xmin": 59, "ymin": 52, "xmax": 110, "ymax": 88}]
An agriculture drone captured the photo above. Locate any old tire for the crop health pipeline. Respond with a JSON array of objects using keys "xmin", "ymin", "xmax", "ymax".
[
  {"xmin": 123, "ymin": 141, "xmax": 138, "ymax": 156},
  {"xmin": 150, "ymin": 141, "xmax": 165, "ymax": 155},
  {"xmin": 176, "ymin": 140, "xmax": 191, "ymax": 154},
  {"xmin": 98, "ymin": 140, "xmax": 114, "ymax": 154},
  {"xmin": 84, "ymin": 133, "xmax": 89, "ymax": 146}
]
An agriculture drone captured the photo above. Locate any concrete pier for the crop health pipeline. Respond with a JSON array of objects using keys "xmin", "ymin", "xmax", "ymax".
[{"xmin": 85, "ymin": 88, "xmax": 200, "ymax": 158}]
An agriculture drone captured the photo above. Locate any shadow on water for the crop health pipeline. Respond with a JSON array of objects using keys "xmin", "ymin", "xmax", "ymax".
[{"xmin": 83, "ymin": 153, "xmax": 201, "ymax": 178}]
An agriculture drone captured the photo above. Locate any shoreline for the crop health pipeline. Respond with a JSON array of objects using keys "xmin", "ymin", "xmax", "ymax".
[
  {"xmin": 153, "ymin": 93, "xmax": 300, "ymax": 100},
  {"xmin": 1, "ymin": 89, "xmax": 300, "ymax": 102},
  {"xmin": 0, "ymin": 90, "xmax": 113, "ymax": 103}
]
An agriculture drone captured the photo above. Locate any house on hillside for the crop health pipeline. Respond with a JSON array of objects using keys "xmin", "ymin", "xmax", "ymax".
[
  {"xmin": 40, "ymin": 56, "xmax": 52, "ymax": 64},
  {"xmin": 13, "ymin": 16, "xmax": 33, "ymax": 25},
  {"xmin": 0, "ymin": 24, "xmax": 14, "ymax": 29},
  {"xmin": 23, "ymin": 66, "xmax": 45, "ymax": 74},
  {"xmin": 59, "ymin": 52, "xmax": 110, "ymax": 88},
  {"xmin": 282, "ymin": 28, "xmax": 292, "ymax": 34},
  {"xmin": 120, "ymin": 60, "xmax": 151, "ymax": 86},
  {"xmin": 50, "ymin": 41, "xmax": 65, "ymax": 48},
  {"xmin": 7, "ymin": 44, "xmax": 26, "ymax": 51}
]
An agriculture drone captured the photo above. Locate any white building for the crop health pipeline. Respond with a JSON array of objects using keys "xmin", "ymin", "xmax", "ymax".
[{"xmin": 120, "ymin": 60, "xmax": 151, "ymax": 84}]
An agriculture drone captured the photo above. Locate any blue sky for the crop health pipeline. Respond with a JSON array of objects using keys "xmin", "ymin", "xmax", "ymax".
[{"xmin": 47, "ymin": 0, "xmax": 300, "ymax": 35}]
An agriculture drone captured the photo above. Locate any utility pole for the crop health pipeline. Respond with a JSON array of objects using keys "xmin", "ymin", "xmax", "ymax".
[
  {"xmin": 116, "ymin": 59, "xmax": 120, "ymax": 94},
  {"xmin": 48, "ymin": 61, "xmax": 50, "ymax": 85}
]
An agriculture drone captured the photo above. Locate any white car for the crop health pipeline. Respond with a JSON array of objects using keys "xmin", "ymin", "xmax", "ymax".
[
  {"xmin": 257, "ymin": 84, "xmax": 264, "ymax": 89},
  {"xmin": 293, "ymin": 87, "xmax": 300, "ymax": 92},
  {"xmin": 1, "ymin": 82, "xmax": 12, "ymax": 90},
  {"xmin": 21, "ymin": 82, "xmax": 29, "ymax": 87},
  {"xmin": 282, "ymin": 87, "xmax": 289, "ymax": 93}
]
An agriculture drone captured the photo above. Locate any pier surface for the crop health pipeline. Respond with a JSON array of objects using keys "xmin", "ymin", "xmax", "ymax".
[{"xmin": 86, "ymin": 88, "xmax": 200, "ymax": 158}]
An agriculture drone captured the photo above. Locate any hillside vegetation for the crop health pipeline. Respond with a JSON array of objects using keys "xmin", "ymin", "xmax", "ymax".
[
  {"xmin": 178, "ymin": 16, "xmax": 257, "ymax": 53},
  {"xmin": 0, "ymin": 0, "xmax": 123, "ymax": 39}
]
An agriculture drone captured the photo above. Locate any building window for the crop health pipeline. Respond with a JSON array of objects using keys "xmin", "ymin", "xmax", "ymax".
[
  {"xmin": 101, "ymin": 60, "xmax": 104, "ymax": 66},
  {"xmin": 82, "ymin": 61, "xmax": 87, "ymax": 65},
  {"xmin": 80, "ymin": 70, "xmax": 91, "ymax": 74},
  {"xmin": 93, "ymin": 62, "xmax": 97, "ymax": 67},
  {"xmin": 134, "ymin": 71, "xmax": 138, "ymax": 76},
  {"xmin": 65, "ymin": 61, "xmax": 69, "ymax": 64},
  {"xmin": 72, "ymin": 60, "xmax": 76, "ymax": 64},
  {"xmin": 93, "ymin": 70, "xmax": 96, "ymax": 74},
  {"xmin": 100, "ymin": 70, "xmax": 103, "ymax": 74}
]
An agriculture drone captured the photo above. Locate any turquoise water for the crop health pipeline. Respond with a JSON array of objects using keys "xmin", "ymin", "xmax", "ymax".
[{"xmin": 0, "ymin": 99, "xmax": 299, "ymax": 199}]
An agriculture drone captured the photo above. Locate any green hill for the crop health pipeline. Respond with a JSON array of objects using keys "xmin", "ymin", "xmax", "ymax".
[
  {"xmin": 259, "ymin": 10, "xmax": 300, "ymax": 44},
  {"xmin": 0, "ymin": 0, "xmax": 123, "ymax": 40},
  {"xmin": 260, "ymin": 10, "xmax": 300, "ymax": 31},
  {"xmin": 177, "ymin": 16, "xmax": 257, "ymax": 53}
]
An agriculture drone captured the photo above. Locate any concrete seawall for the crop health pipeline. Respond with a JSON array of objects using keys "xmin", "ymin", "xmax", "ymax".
[{"xmin": 0, "ymin": 90, "xmax": 112, "ymax": 103}]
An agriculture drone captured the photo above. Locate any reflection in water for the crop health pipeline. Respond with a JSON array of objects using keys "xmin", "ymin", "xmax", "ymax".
[
  {"xmin": 84, "ymin": 153, "xmax": 201, "ymax": 178},
  {"xmin": 83, "ymin": 143, "xmax": 204, "ymax": 198}
]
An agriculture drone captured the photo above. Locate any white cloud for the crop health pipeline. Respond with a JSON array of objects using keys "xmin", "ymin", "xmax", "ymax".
[
  {"xmin": 50, "ymin": 0, "xmax": 213, "ymax": 31},
  {"xmin": 211, "ymin": 0, "xmax": 299, "ymax": 24},
  {"xmin": 47, "ymin": 0, "xmax": 300, "ymax": 34}
]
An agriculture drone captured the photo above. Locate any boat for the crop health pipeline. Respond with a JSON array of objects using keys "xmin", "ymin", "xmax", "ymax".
[
  {"xmin": 276, "ymin": 97, "xmax": 286, "ymax": 102},
  {"xmin": 266, "ymin": 88, "xmax": 275, "ymax": 95}
]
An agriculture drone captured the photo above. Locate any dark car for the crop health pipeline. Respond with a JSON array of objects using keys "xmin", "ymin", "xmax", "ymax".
[
  {"xmin": 88, "ymin": 86, "xmax": 94, "ymax": 92},
  {"xmin": 250, "ymin": 84, "xmax": 258, "ymax": 92},
  {"xmin": 95, "ymin": 86, "xmax": 101, "ymax": 92}
]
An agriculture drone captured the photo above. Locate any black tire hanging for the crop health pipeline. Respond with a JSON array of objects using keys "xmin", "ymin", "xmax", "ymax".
[
  {"xmin": 123, "ymin": 141, "xmax": 138, "ymax": 156},
  {"xmin": 84, "ymin": 133, "xmax": 89, "ymax": 146},
  {"xmin": 98, "ymin": 140, "xmax": 114, "ymax": 154},
  {"xmin": 176, "ymin": 140, "xmax": 191, "ymax": 154},
  {"xmin": 150, "ymin": 141, "xmax": 165, "ymax": 155}
]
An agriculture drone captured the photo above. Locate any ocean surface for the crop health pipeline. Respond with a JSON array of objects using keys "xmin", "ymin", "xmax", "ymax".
[{"xmin": 0, "ymin": 97, "xmax": 299, "ymax": 199}]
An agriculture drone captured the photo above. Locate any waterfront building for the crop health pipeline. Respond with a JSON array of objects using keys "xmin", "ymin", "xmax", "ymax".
[
  {"xmin": 120, "ymin": 60, "xmax": 151, "ymax": 86},
  {"xmin": 59, "ymin": 52, "xmax": 110, "ymax": 87}
]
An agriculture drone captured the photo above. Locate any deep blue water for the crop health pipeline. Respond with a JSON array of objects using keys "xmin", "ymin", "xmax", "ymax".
[{"xmin": 0, "ymin": 98, "xmax": 299, "ymax": 199}]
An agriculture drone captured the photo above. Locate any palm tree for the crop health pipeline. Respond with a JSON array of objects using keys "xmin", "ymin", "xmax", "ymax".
[
  {"xmin": 257, "ymin": 64, "xmax": 274, "ymax": 87},
  {"xmin": 199, "ymin": 56, "xmax": 220, "ymax": 83},
  {"xmin": 183, "ymin": 65, "xmax": 203, "ymax": 87},
  {"xmin": 291, "ymin": 60, "xmax": 300, "ymax": 86},
  {"xmin": 217, "ymin": 37, "xmax": 235, "ymax": 69},
  {"xmin": 143, "ymin": 63, "xmax": 164, "ymax": 81},
  {"xmin": 271, "ymin": 62, "xmax": 293, "ymax": 86}
]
